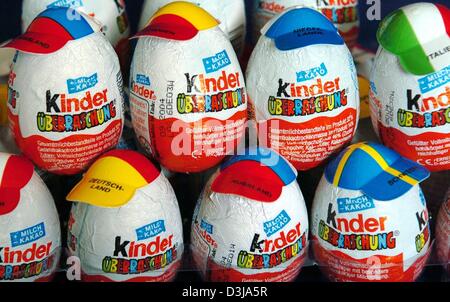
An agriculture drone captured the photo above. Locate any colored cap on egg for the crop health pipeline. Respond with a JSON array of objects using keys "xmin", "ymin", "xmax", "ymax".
[
  {"xmin": 2, "ymin": 7, "xmax": 101, "ymax": 54},
  {"xmin": 325, "ymin": 142, "xmax": 430, "ymax": 201},
  {"xmin": 377, "ymin": 3, "xmax": 450, "ymax": 75},
  {"xmin": 211, "ymin": 147, "xmax": 297, "ymax": 202},
  {"xmin": 66, "ymin": 150, "xmax": 160, "ymax": 208},
  {"xmin": 262, "ymin": 7, "xmax": 344, "ymax": 51},
  {"xmin": 0, "ymin": 153, "xmax": 34, "ymax": 215},
  {"xmin": 132, "ymin": 1, "xmax": 219, "ymax": 41}
]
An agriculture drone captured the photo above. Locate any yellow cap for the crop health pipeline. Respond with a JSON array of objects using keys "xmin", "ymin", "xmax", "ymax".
[
  {"xmin": 149, "ymin": 1, "xmax": 219, "ymax": 31},
  {"xmin": 67, "ymin": 150, "xmax": 160, "ymax": 208}
]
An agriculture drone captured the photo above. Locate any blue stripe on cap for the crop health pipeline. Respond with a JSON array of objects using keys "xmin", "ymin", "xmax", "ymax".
[
  {"xmin": 38, "ymin": 7, "xmax": 94, "ymax": 39},
  {"xmin": 221, "ymin": 147, "xmax": 297, "ymax": 185},
  {"xmin": 265, "ymin": 8, "xmax": 344, "ymax": 50}
]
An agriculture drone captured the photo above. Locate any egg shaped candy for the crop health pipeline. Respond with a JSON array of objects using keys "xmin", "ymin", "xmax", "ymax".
[
  {"xmin": 435, "ymin": 190, "xmax": 449, "ymax": 274},
  {"xmin": 311, "ymin": 142, "xmax": 431, "ymax": 282},
  {"xmin": 370, "ymin": 3, "xmax": 450, "ymax": 172},
  {"xmin": 21, "ymin": 0, "xmax": 130, "ymax": 52},
  {"xmin": 250, "ymin": 0, "xmax": 359, "ymax": 47},
  {"xmin": 0, "ymin": 153, "xmax": 61, "ymax": 282},
  {"xmin": 67, "ymin": 150, "xmax": 184, "ymax": 282},
  {"xmin": 130, "ymin": 2, "xmax": 247, "ymax": 173},
  {"xmin": 191, "ymin": 147, "xmax": 309, "ymax": 282},
  {"xmin": 247, "ymin": 7, "xmax": 359, "ymax": 171},
  {"xmin": 3, "ymin": 8, "xmax": 125, "ymax": 175},
  {"xmin": 138, "ymin": 0, "xmax": 246, "ymax": 56}
]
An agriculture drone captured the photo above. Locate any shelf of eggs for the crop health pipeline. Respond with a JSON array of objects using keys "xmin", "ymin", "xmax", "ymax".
[{"xmin": 0, "ymin": 1, "xmax": 448, "ymax": 282}]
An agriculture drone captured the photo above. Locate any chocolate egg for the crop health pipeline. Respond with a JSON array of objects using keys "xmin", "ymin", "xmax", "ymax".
[
  {"xmin": 311, "ymin": 142, "xmax": 431, "ymax": 281},
  {"xmin": 246, "ymin": 7, "xmax": 359, "ymax": 171},
  {"xmin": 130, "ymin": 2, "xmax": 247, "ymax": 173},
  {"xmin": 67, "ymin": 150, "xmax": 184, "ymax": 282},
  {"xmin": 3, "ymin": 8, "xmax": 125, "ymax": 175},
  {"xmin": 369, "ymin": 3, "xmax": 450, "ymax": 172},
  {"xmin": 191, "ymin": 147, "xmax": 309, "ymax": 282},
  {"xmin": 0, "ymin": 153, "xmax": 61, "ymax": 282}
]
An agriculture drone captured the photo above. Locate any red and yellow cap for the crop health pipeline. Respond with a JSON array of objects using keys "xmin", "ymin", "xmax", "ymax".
[
  {"xmin": 133, "ymin": 1, "xmax": 219, "ymax": 41},
  {"xmin": 66, "ymin": 150, "xmax": 160, "ymax": 207}
]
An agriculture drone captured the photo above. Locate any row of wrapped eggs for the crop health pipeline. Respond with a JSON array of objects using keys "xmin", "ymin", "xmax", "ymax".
[
  {"xmin": 1, "ymin": 143, "xmax": 445, "ymax": 282},
  {"xmin": 3, "ymin": 3, "xmax": 358, "ymax": 174},
  {"xmin": 3, "ymin": 2, "xmax": 448, "ymax": 176}
]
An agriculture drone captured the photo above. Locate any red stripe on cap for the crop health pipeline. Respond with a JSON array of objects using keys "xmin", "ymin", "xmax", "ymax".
[
  {"xmin": 28, "ymin": 17, "xmax": 74, "ymax": 39},
  {"xmin": 436, "ymin": 4, "xmax": 450, "ymax": 36},
  {"xmin": 135, "ymin": 14, "xmax": 199, "ymax": 41},
  {"xmin": 0, "ymin": 155, "xmax": 34, "ymax": 215},
  {"xmin": 99, "ymin": 150, "xmax": 160, "ymax": 184},
  {"xmin": 211, "ymin": 161, "xmax": 284, "ymax": 202}
]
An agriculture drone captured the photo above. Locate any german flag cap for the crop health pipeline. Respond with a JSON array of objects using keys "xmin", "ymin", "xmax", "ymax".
[
  {"xmin": 67, "ymin": 150, "xmax": 160, "ymax": 208},
  {"xmin": 377, "ymin": 3, "xmax": 450, "ymax": 75},
  {"xmin": 0, "ymin": 153, "xmax": 34, "ymax": 215},
  {"xmin": 132, "ymin": 1, "xmax": 219, "ymax": 41},
  {"xmin": 2, "ymin": 7, "xmax": 101, "ymax": 54},
  {"xmin": 211, "ymin": 147, "xmax": 297, "ymax": 202},
  {"xmin": 325, "ymin": 142, "xmax": 430, "ymax": 201}
]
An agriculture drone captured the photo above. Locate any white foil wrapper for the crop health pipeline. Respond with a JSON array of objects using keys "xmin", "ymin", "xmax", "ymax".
[
  {"xmin": 0, "ymin": 171, "xmax": 61, "ymax": 282},
  {"xmin": 8, "ymin": 33, "xmax": 125, "ymax": 175},
  {"xmin": 369, "ymin": 48, "xmax": 450, "ymax": 172},
  {"xmin": 138, "ymin": 0, "xmax": 246, "ymax": 55},
  {"xmin": 68, "ymin": 173, "xmax": 184, "ymax": 282},
  {"xmin": 246, "ymin": 37, "xmax": 359, "ymax": 171},
  {"xmin": 190, "ymin": 171, "xmax": 309, "ymax": 282},
  {"xmin": 311, "ymin": 176, "xmax": 431, "ymax": 281}
]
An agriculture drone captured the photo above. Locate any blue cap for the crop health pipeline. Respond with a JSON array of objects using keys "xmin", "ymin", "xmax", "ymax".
[
  {"xmin": 325, "ymin": 142, "xmax": 430, "ymax": 201},
  {"xmin": 264, "ymin": 7, "xmax": 344, "ymax": 51}
]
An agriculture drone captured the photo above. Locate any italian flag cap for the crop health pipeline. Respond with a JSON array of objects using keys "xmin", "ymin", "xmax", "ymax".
[{"xmin": 377, "ymin": 2, "xmax": 450, "ymax": 76}]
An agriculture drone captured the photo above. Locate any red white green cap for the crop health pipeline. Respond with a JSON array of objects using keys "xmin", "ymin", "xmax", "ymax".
[{"xmin": 377, "ymin": 3, "xmax": 450, "ymax": 76}]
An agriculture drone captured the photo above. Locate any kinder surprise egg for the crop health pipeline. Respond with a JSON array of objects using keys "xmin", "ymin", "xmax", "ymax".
[
  {"xmin": 311, "ymin": 142, "xmax": 431, "ymax": 282},
  {"xmin": 251, "ymin": 0, "xmax": 359, "ymax": 47},
  {"xmin": 3, "ymin": 8, "xmax": 125, "ymax": 175},
  {"xmin": 0, "ymin": 153, "xmax": 61, "ymax": 282},
  {"xmin": 21, "ymin": 0, "xmax": 130, "ymax": 50},
  {"xmin": 246, "ymin": 7, "xmax": 359, "ymax": 171},
  {"xmin": 435, "ymin": 190, "xmax": 449, "ymax": 274},
  {"xmin": 370, "ymin": 3, "xmax": 450, "ymax": 172},
  {"xmin": 66, "ymin": 150, "xmax": 184, "ymax": 282},
  {"xmin": 191, "ymin": 147, "xmax": 309, "ymax": 282},
  {"xmin": 138, "ymin": 0, "xmax": 246, "ymax": 56},
  {"xmin": 130, "ymin": 2, "xmax": 247, "ymax": 173}
]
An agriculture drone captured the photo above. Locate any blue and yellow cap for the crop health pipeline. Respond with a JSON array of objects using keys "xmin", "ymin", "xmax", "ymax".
[{"xmin": 325, "ymin": 142, "xmax": 430, "ymax": 201}]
